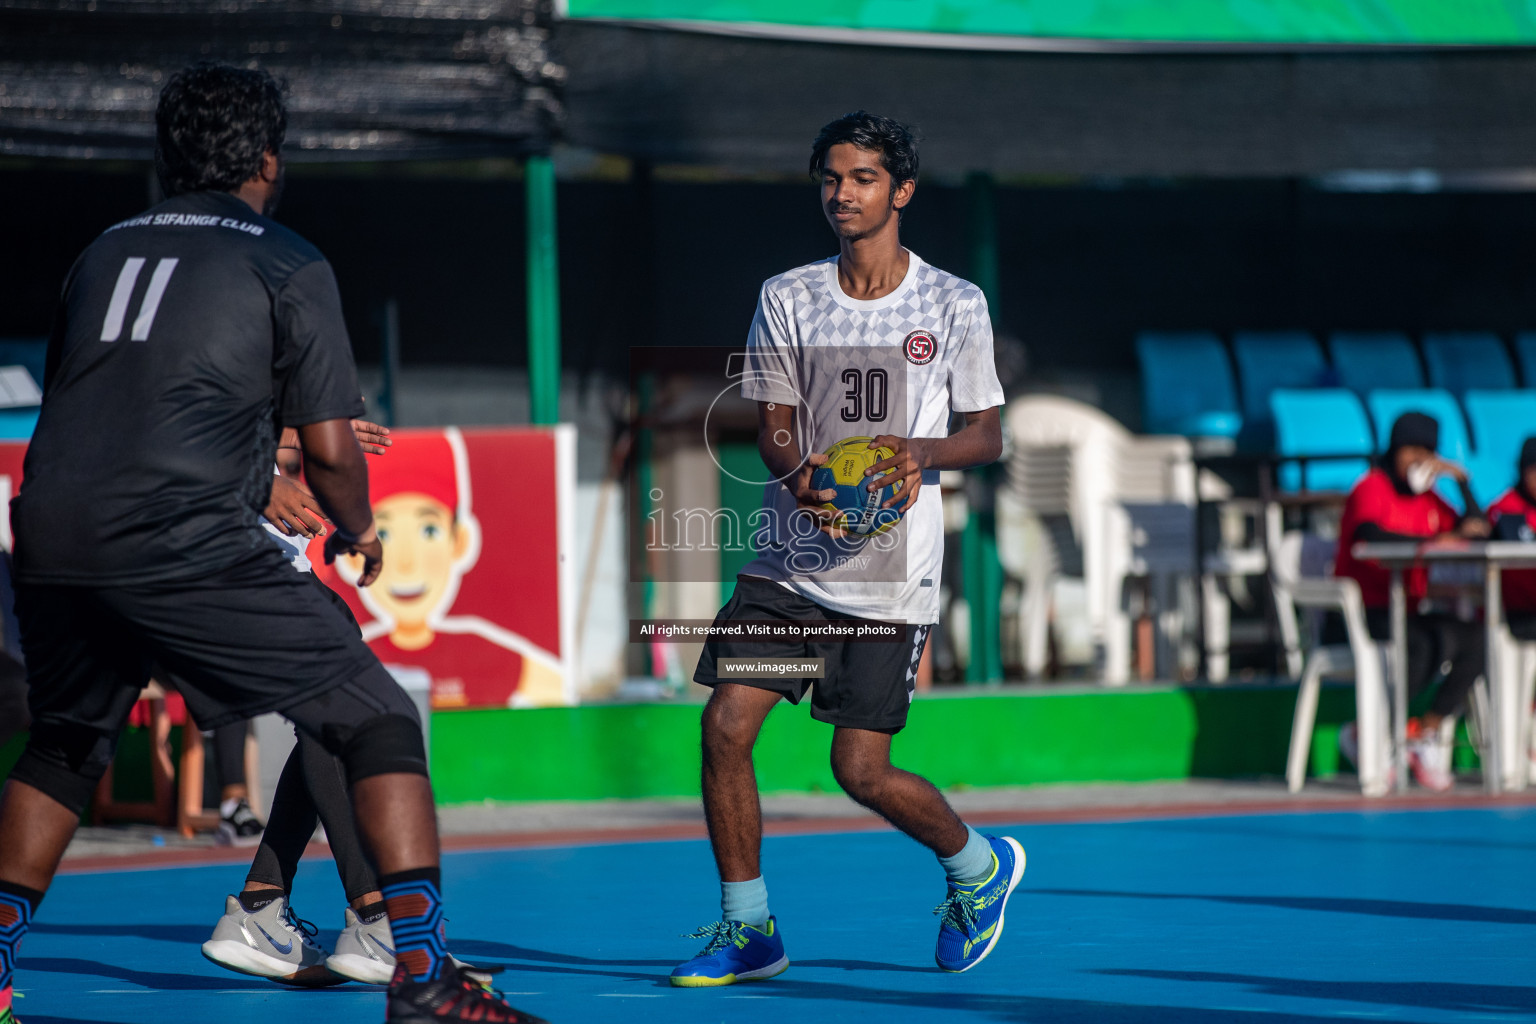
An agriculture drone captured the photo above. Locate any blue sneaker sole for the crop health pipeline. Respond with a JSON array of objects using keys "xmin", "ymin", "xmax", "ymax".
[
  {"xmin": 670, "ymin": 954, "xmax": 789, "ymax": 987},
  {"xmin": 939, "ymin": 836, "xmax": 1026, "ymax": 974}
]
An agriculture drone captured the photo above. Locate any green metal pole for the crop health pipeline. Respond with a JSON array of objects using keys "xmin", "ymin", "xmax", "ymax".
[
  {"xmin": 526, "ymin": 154, "xmax": 561, "ymax": 425},
  {"xmin": 965, "ymin": 171, "xmax": 1004, "ymax": 685},
  {"xmin": 637, "ymin": 373, "xmax": 657, "ymax": 622},
  {"xmin": 966, "ymin": 171, "xmax": 1000, "ymax": 322}
]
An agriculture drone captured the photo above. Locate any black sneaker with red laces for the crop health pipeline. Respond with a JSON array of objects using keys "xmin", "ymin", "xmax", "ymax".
[{"xmin": 386, "ymin": 961, "xmax": 550, "ymax": 1023}]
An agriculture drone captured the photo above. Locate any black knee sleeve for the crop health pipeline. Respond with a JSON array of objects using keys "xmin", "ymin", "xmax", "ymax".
[
  {"xmin": 335, "ymin": 713, "xmax": 427, "ymax": 785},
  {"xmin": 9, "ymin": 724, "xmax": 117, "ymax": 816}
]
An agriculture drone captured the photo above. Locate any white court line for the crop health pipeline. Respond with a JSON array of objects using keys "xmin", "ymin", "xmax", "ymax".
[
  {"xmin": 88, "ymin": 990, "xmax": 149, "ymax": 994},
  {"xmin": 594, "ymin": 992, "xmax": 666, "ymax": 997}
]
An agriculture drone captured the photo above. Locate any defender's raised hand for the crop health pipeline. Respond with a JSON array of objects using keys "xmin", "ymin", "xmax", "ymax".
[{"xmin": 351, "ymin": 419, "xmax": 392, "ymax": 455}]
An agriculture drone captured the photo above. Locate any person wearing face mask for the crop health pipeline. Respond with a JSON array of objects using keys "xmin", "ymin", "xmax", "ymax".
[{"xmin": 1332, "ymin": 411, "xmax": 1491, "ymax": 791}]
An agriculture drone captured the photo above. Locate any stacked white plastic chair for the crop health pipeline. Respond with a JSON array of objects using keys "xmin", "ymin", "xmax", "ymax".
[
  {"xmin": 1004, "ymin": 396, "xmax": 1209, "ymax": 684},
  {"xmin": 1003, "ymin": 396, "xmax": 1125, "ymax": 680},
  {"xmin": 1102, "ymin": 435, "xmax": 1201, "ymax": 681},
  {"xmin": 1003, "ymin": 394, "xmax": 1289, "ymax": 685}
]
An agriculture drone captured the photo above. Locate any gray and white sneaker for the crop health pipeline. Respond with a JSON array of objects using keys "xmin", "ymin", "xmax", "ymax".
[
  {"xmin": 326, "ymin": 906, "xmax": 398, "ymax": 985},
  {"xmin": 201, "ymin": 894, "xmax": 342, "ymax": 987},
  {"xmin": 325, "ymin": 907, "xmax": 499, "ymax": 986}
]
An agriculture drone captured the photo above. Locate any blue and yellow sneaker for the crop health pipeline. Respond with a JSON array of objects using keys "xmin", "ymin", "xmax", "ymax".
[
  {"xmin": 934, "ymin": 835, "xmax": 1026, "ymax": 973},
  {"xmin": 670, "ymin": 917, "xmax": 789, "ymax": 987}
]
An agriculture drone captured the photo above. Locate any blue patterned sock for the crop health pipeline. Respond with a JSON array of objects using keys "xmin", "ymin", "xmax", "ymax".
[
  {"xmin": 379, "ymin": 868, "xmax": 447, "ymax": 982},
  {"xmin": 0, "ymin": 880, "xmax": 43, "ymax": 1013}
]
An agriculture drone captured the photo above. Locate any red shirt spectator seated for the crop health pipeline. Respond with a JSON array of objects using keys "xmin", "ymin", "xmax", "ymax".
[
  {"xmin": 1331, "ymin": 411, "xmax": 1489, "ymax": 791},
  {"xmin": 1485, "ymin": 437, "xmax": 1536, "ymax": 631}
]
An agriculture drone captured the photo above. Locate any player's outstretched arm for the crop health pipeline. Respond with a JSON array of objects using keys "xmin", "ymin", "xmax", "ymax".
[
  {"xmin": 298, "ymin": 417, "xmax": 384, "ymax": 585},
  {"xmin": 870, "ymin": 407, "xmax": 1003, "ymax": 511}
]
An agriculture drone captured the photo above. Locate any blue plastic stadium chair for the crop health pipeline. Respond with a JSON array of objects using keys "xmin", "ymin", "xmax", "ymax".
[
  {"xmin": 1421, "ymin": 332, "xmax": 1515, "ymax": 400},
  {"xmin": 1270, "ymin": 388, "xmax": 1374, "ymax": 493},
  {"xmin": 1136, "ymin": 331, "xmax": 1242, "ymax": 440},
  {"xmin": 1327, "ymin": 332, "xmax": 1424, "ymax": 396},
  {"xmin": 1511, "ymin": 332, "xmax": 1536, "ymax": 388},
  {"xmin": 0, "ymin": 408, "xmax": 39, "ymax": 442},
  {"xmin": 1463, "ymin": 390, "xmax": 1536, "ymax": 509},
  {"xmin": 1231, "ymin": 331, "xmax": 1327, "ymax": 451},
  {"xmin": 1365, "ymin": 389, "xmax": 1472, "ymax": 511}
]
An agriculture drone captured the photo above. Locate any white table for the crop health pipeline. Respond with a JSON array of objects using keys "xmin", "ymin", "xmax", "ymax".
[{"xmin": 1351, "ymin": 540, "xmax": 1536, "ymax": 794}]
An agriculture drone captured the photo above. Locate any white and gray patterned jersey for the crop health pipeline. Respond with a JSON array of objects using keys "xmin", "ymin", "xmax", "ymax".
[{"xmin": 737, "ymin": 252, "xmax": 1004, "ymax": 624}]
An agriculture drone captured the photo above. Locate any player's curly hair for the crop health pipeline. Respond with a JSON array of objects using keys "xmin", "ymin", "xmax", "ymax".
[
  {"xmin": 155, "ymin": 63, "xmax": 287, "ymax": 198},
  {"xmin": 808, "ymin": 111, "xmax": 919, "ymax": 186}
]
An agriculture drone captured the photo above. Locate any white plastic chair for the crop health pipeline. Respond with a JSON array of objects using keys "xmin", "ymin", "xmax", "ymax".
[
  {"xmin": 1004, "ymin": 394, "xmax": 1276, "ymax": 684},
  {"xmin": 1200, "ymin": 500, "xmax": 1282, "ymax": 683},
  {"xmin": 1004, "ymin": 397, "xmax": 1128, "ymax": 681},
  {"xmin": 1275, "ymin": 531, "xmax": 1395, "ymax": 797},
  {"xmin": 1493, "ymin": 621, "xmax": 1536, "ymax": 790}
]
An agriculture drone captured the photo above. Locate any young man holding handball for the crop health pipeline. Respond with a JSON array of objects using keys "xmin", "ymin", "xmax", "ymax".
[{"xmin": 674, "ymin": 112, "xmax": 1021, "ymax": 986}]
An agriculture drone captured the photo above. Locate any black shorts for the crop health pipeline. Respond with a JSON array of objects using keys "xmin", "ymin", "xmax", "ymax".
[
  {"xmin": 19, "ymin": 547, "xmax": 382, "ymax": 736},
  {"xmin": 693, "ymin": 576, "xmax": 930, "ymax": 732},
  {"xmin": 157, "ymin": 570, "xmax": 363, "ymax": 702}
]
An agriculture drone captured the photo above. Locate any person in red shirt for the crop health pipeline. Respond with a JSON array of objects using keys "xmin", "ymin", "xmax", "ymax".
[
  {"xmin": 1487, "ymin": 438, "xmax": 1536, "ymax": 636},
  {"xmin": 1333, "ymin": 411, "xmax": 1490, "ymax": 790}
]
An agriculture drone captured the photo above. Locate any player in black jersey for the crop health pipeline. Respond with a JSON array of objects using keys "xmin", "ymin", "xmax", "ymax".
[{"xmin": 0, "ymin": 64, "xmax": 545, "ymax": 1024}]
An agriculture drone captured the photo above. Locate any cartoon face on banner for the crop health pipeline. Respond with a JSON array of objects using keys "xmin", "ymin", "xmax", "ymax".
[{"xmin": 317, "ymin": 427, "xmax": 569, "ymax": 710}]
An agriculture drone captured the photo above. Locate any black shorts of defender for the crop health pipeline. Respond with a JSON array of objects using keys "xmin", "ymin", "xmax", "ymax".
[
  {"xmin": 11, "ymin": 548, "xmax": 426, "ymax": 816},
  {"xmin": 694, "ymin": 576, "xmax": 930, "ymax": 733}
]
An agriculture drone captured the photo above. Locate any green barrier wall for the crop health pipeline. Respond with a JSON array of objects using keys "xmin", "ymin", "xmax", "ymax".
[
  {"xmin": 427, "ymin": 684, "xmax": 1360, "ymax": 805},
  {"xmin": 0, "ymin": 684, "xmax": 1373, "ymax": 807}
]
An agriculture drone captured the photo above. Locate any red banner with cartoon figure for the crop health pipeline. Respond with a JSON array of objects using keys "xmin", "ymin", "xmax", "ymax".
[{"xmin": 312, "ymin": 426, "xmax": 577, "ymax": 710}]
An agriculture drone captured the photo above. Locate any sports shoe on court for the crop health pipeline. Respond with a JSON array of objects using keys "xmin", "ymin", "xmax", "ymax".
[
  {"xmin": 386, "ymin": 961, "xmax": 547, "ymax": 1023},
  {"xmin": 934, "ymin": 835, "xmax": 1026, "ymax": 973},
  {"xmin": 215, "ymin": 798, "xmax": 266, "ymax": 847},
  {"xmin": 200, "ymin": 893, "xmax": 342, "ymax": 986},
  {"xmin": 670, "ymin": 917, "xmax": 789, "ymax": 987},
  {"xmin": 1407, "ymin": 720, "xmax": 1454, "ymax": 792},
  {"xmin": 326, "ymin": 906, "xmax": 397, "ymax": 984},
  {"xmin": 326, "ymin": 906, "xmax": 500, "ymax": 986}
]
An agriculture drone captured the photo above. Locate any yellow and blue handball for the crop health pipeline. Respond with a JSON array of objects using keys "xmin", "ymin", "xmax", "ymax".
[{"xmin": 809, "ymin": 436, "xmax": 905, "ymax": 537}]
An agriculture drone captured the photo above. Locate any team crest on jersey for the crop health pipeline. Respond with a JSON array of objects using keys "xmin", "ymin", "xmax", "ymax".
[{"xmin": 904, "ymin": 329, "xmax": 937, "ymax": 365}]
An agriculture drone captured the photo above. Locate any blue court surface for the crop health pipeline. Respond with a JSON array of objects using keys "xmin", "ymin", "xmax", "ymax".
[{"xmin": 14, "ymin": 806, "xmax": 1536, "ymax": 1023}]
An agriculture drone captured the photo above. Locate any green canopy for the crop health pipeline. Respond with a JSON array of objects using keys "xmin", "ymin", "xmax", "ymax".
[{"xmin": 561, "ymin": 0, "xmax": 1536, "ymax": 48}]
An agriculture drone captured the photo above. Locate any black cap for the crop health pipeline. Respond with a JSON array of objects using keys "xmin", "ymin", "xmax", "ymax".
[
  {"xmin": 1388, "ymin": 411, "xmax": 1438, "ymax": 453},
  {"xmin": 1520, "ymin": 437, "xmax": 1536, "ymax": 472}
]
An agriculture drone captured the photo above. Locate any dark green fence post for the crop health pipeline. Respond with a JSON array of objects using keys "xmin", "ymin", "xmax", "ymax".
[
  {"xmin": 526, "ymin": 154, "xmax": 561, "ymax": 425},
  {"xmin": 965, "ymin": 171, "xmax": 1004, "ymax": 685}
]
